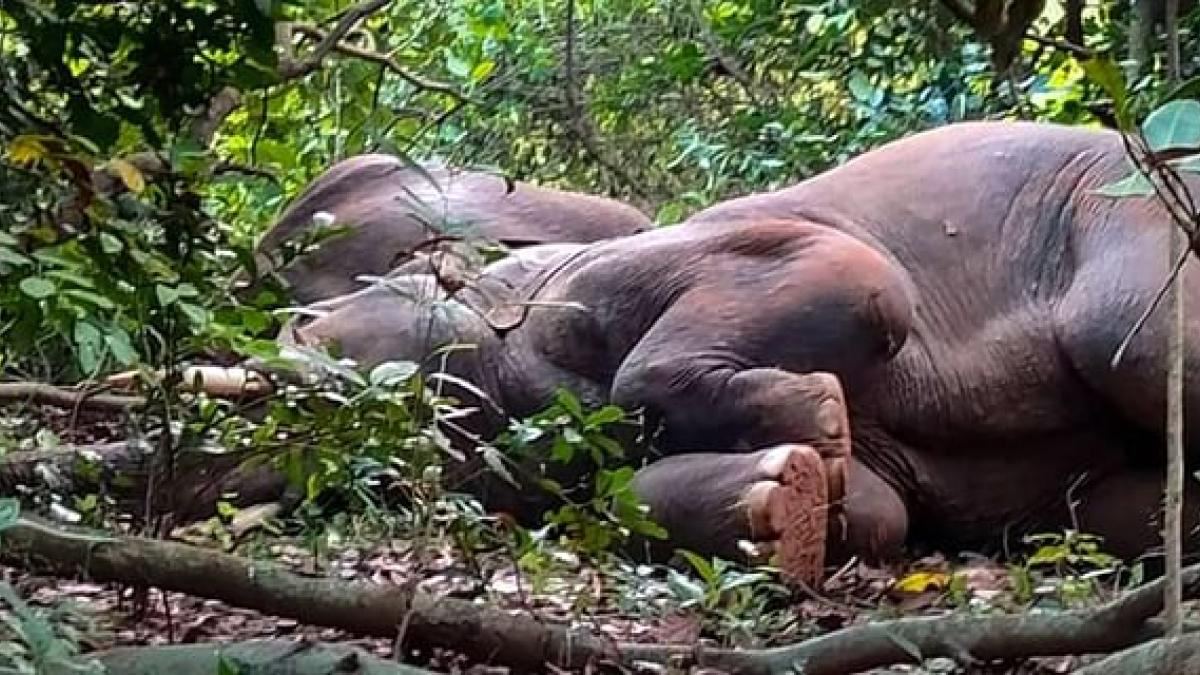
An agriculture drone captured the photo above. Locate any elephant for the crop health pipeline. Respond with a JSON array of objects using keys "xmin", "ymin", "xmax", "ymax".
[
  {"xmin": 241, "ymin": 120, "xmax": 1200, "ymax": 586},
  {"xmin": 250, "ymin": 155, "xmax": 652, "ymax": 304}
]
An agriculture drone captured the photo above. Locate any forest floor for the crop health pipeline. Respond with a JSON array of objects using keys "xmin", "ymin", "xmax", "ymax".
[{"xmin": 0, "ymin": 404, "xmax": 1147, "ymax": 674}]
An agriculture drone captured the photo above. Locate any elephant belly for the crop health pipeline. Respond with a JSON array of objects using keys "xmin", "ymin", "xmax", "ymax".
[{"xmin": 900, "ymin": 428, "xmax": 1129, "ymax": 551}]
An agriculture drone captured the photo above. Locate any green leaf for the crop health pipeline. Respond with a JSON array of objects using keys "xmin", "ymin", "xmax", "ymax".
[
  {"xmin": 0, "ymin": 499, "xmax": 20, "ymax": 532},
  {"xmin": 217, "ymin": 655, "xmax": 242, "ymax": 675},
  {"xmin": 667, "ymin": 568, "xmax": 707, "ymax": 606},
  {"xmin": 847, "ymin": 72, "xmax": 874, "ymax": 102},
  {"xmin": 1079, "ymin": 57, "xmax": 1129, "ymax": 128},
  {"xmin": 104, "ymin": 329, "xmax": 138, "ymax": 366},
  {"xmin": 446, "ymin": 53, "xmax": 471, "ymax": 78},
  {"xmin": 678, "ymin": 549, "xmax": 717, "ymax": 584},
  {"xmin": 471, "ymin": 59, "xmax": 497, "ymax": 82},
  {"xmin": 46, "ymin": 268, "xmax": 96, "ymax": 289},
  {"xmin": 585, "ymin": 405, "xmax": 625, "ymax": 428},
  {"xmin": 481, "ymin": 445, "xmax": 519, "ymax": 487},
  {"xmin": 1094, "ymin": 170, "xmax": 1155, "ymax": 198},
  {"xmin": 63, "ymin": 289, "xmax": 116, "ymax": 310},
  {"xmin": 555, "ymin": 389, "xmax": 584, "ymax": 419},
  {"xmin": 155, "ymin": 284, "xmax": 181, "ymax": 306},
  {"xmin": 19, "ymin": 277, "xmax": 56, "ymax": 299},
  {"xmin": 1161, "ymin": 76, "xmax": 1200, "ymax": 107},
  {"xmin": 1142, "ymin": 99, "xmax": 1200, "ymax": 154},
  {"xmin": 588, "ymin": 433, "xmax": 625, "ymax": 459},
  {"xmin": 0, "ymin": 247, "xmax": 31, "ymax": 266},
  {"xmin": 178, "ymin": 302, "xmax": 209, "ymax": 327},
  {"xmin": 369, "ymin": 361, "xmax": 420, "ymax": 387},
  {"xmin": 74, "ymin": 322, "xmax": 104, "ymax": 374}
]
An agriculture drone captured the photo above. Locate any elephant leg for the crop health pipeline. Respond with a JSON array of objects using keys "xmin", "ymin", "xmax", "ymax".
[
  {"xmin": 1067, "ymin": 468, "xmax": 1200, "ymax": 569},
  {"xmin": 629, "ymin": 448, "xmax": 907, "ymax": 584},
  {"xmin": 1056, "ymin": 243, "xmax": 1200, "ymax": 457}
]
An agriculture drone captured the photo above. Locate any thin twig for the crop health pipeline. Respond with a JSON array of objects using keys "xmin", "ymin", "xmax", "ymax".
[
  {"xmin": 290, "ymin": 24, "xmax": 471, "ymax": 102},
  {"xmin": 1024, "ymin": 33, "xmax": 1093, "ymax": 58},
  {"xmin": 278, "ymin": 0, "xmax": 396, "ymax": 80}
]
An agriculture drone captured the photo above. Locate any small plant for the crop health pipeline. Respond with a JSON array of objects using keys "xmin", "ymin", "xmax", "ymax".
[
  {"xmin": 1014, "ymin": 530, "xmax": 1121, "ymax": 608},
  {"xmin": 0, "ymin": 583, "xmax": 102, "ymax": 674},
  {"xmin": 665, "ymin": 551, "xmax": 795, "ymax": 645},
  {"xmin": 498, "ymin": 390, "xmax": 667, "ymax": 556}
]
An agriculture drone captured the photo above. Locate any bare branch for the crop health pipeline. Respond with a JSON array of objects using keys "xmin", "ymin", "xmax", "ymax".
[
  {"xmin": 690, "ymin": 0, "xmax": 765, "ymax": 104},
  {"xmin": 0, "ymin": 382, "xmax": 145, "ymax": 412},
  {"xmin": 277, "ymin": 0, "xmax": 396, "ymax": 80},
  {"xmin": 1024, "ymin": 32, "xmax": 1092, "ymax": 58},
  {"xmin": 187, "ymin": 86, "xmax": 242, "ymax": 147},
  {"xmin": 289, "ymin": 24, "xmax": 471, "ymax": 101},
  {"xmin": 561, "ymin": 0, "xmax": 649, "ymax": 200}
]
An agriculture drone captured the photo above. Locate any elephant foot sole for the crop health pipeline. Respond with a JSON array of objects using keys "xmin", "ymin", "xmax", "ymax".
[{"xmin": 745, "ymin": 444, "xmax": 830, "ymax": 587}]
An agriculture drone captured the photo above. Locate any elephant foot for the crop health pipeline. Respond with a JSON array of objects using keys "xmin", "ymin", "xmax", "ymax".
[
  {"xmin": 630, "ymin": 442, "xmax": 844, "ymax": 587},
  {"xmin": 743, "ymin": 444, "xmax": 830, "ymax": 586}
]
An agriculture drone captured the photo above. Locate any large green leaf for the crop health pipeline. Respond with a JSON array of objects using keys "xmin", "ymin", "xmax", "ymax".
[
  {"xmin": 1094, "ymin": 171, "xmax": 1155, "ymax": 198},
  {"xmin": 1080, "ymin": 57, "xmax": 1129, "ymax": 129},
  {"xmin": 19, "ymin": 277, "xmax": 56, "ymax": 299},
  {"xmin": 1142, "ymin": 99, "xmax": 1200, "ymax": 154}
]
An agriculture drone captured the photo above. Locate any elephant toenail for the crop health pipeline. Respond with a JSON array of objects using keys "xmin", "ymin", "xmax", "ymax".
[{"xmin": 817, "ymin": 399, "xmax": 843, "ymax": 438}]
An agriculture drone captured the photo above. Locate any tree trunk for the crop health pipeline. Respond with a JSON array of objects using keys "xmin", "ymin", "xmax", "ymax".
[
  {"xmin": 1163, "ymin": 0, "xmax": 1185, "ymax": 638},
  {"xmin": 1129, "ymin": 0, "xmax": 1157, "ymax": 77}
]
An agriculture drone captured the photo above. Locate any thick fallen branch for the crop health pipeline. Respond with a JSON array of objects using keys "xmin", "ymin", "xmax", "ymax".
[
  {"xmin": 9, "ymin": 513, "xmax": 1200, "ymax": 675},
  {"xmin": 1075, "ymin": 633, "xmax": 1200, "ymax": 674},
  {"xmin": 618, "ymin": 565, "xmax": 1200, "ymax": 675},
  {"xmin": 0, "ymin": 382, "xmax": 144, "ymax": 412},
  {"xmin": 0, "ymin": 516, "xmax": 621, "ymax": 671},
  {"xmin": 51, "ymin": 640, "xmax": 436, "ymax": 675}
]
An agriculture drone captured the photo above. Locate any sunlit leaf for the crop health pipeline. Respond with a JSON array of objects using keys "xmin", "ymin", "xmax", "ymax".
[
  {"xmin": 108, "ymin": 158, "xmax": 146, "ymax": 193},
  {"xmin": 471, "ymin": 59, "xmax": 497, "ymax": 82},
  {"xmin": 6, "ymin": 135, "xmax": 49, "ymax": 165},
  {"xmin": 893, "ymin": 570, "xmax": 950, "ymax": 593},
  {"xmin": 1079, "ymin": 57, "xmax": 1129, "ymax": 128}
]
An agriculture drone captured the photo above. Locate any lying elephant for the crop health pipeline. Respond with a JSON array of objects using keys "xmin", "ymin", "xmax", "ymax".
[
  {"xmin": 243, "ymin": 120, "xmax": 1200, "ymax": 585},
  {"xmin": 251, "ymin": 155, "xmax": 652, "ymax": 304}
]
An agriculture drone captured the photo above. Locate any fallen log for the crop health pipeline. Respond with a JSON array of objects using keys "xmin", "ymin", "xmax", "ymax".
[
  {"xmin": 0, "ymin": 515, "xmax": 621, "ymax": 672},
  {"xmin": 0, "ymin": 382, "xmax": 144, "ymax": 412},
  {"xmin": 617, "ymin": 566, "xmax": 1200, "ymax": 675},
  {"xmin": 7, "ymin": 514, "xmax": 1200, "ymax": 674},
  {"xmin": 49, "ymin": 640, "xmax": 439, "ymax": 675},
  {"xmin": 1074, "ymin": 633, "xmax": 1200, "ymax": 674}
]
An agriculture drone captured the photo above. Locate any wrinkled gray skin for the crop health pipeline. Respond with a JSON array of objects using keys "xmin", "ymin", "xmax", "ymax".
[
  {"xmin": 277, "ymin": 121, "xmax": 1200, "ymax": 571},
  {"xmin": 253, "ymin": 155, "xmax": 651, "ymax": 304}
]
